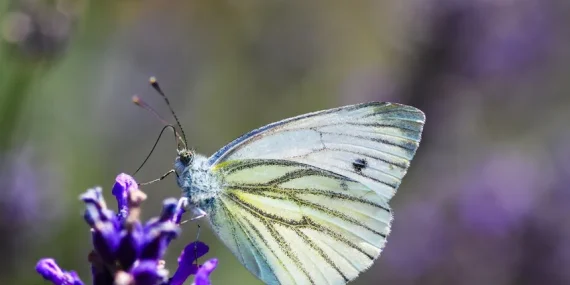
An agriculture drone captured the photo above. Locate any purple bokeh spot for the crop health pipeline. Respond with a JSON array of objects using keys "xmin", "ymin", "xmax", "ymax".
[
  {"xmin": 458, "ymin": 149, "xmax": 547, "ymax": 236},
  {"xmin": 455, "ymin": 0, "xmax": 552, "ymax": 77},
  {"xmin": 383, "ymin": 201, "xmax": 448, "ymax": 278}
]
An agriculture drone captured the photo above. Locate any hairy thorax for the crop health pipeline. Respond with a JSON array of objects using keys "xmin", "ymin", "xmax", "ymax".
[{"xmin": 175, "ymin": 154, "xmax": 222, "ymax": 208}]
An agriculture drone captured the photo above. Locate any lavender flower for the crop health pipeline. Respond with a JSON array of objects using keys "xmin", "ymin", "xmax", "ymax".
[
  {"xmin": 36, "ymin": 173, "xmax": 218, "ymax": 285},
  {"xmin": 36, "ymin": 259, "xmax": 84, "ymax": 285}
]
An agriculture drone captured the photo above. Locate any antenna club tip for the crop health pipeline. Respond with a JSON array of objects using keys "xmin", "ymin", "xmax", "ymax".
[
  {"xmin": 149, "ymin": 76, "xmax": 157, "ymax": 84},
  {"xmin": 132, "ymin": 95, "xmax": 141, "ymax": 104}
]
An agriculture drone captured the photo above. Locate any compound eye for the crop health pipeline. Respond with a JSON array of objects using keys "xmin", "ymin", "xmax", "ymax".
[{"xmin": 180, "ymin": 151, "xmax": 193, "ymax": 165}]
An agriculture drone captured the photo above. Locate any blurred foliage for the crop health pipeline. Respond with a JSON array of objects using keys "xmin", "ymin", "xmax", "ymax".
[{"xmin": 1, "ymin": 0, "xmax": 570, "ymax": 284}]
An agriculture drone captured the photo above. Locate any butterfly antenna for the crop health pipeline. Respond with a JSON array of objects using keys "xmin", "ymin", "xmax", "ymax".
[
  {"xmin": 132, "ymin": 95, "xmax": 171, "ymax": 126},
  {"xmin": 132, "ymin": 95, "xmax": 185, "ymax": 150},
  {"xmin": 133, "ymin": 124, "xmax": 179, "ymax": 176},
  {"xmin": 149, "ymin": 76, "xmax": 188, "ymax": 148}
]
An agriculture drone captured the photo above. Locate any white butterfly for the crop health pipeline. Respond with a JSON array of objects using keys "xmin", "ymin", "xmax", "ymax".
[{"xmin": 173, "ymin": 102, "xmax": 425, "ymax": 285}]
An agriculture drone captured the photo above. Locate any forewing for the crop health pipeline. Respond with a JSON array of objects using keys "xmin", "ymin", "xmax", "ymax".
[
  {"xmin": 207, "ymin": 160, "xmax": 393, "ymax": 285},
  {"xmin": 208, "ymin": 102, "xmax": 425, "ymax": 201}
]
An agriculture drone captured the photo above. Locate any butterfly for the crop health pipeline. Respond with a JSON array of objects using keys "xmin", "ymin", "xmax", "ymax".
[
  {"xmin": 166, "ymin": 100, "xmax": 425, "ymax": 285},
  {"xmin": 137, "ymin": 79, "xmax": 424, "ymax": 284}
]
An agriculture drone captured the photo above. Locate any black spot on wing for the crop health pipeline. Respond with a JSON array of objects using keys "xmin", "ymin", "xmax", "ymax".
[{"xmin": 352, "ymin": 158, "xmax": 367, "ymax": 173}]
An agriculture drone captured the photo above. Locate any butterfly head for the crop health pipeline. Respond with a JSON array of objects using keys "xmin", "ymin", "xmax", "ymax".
[
  {"xmin": 175, "ymin": 147, "xmax": 202, "ymax": 177},
  {"xmin": 178, "ymin": 149, "xmax": 194, "ymax": 166}
]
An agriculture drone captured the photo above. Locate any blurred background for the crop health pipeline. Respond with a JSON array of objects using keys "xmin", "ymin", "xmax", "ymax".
[{"xmin": 1, "ymin": 0, "xmax": 570, "ymax": 284}]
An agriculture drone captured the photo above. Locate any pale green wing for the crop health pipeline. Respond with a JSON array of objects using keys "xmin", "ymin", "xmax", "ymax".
[
  {"xmin": 209, "ymin": 102, "xmax": 425, "ymax": 201},
  {"xmin": 207, "ymin": 159, "xmax": 393, "ymax": 285},
  {"xmin": 206, "ymin": 102, "xmax": 424, "ymax": 284}
]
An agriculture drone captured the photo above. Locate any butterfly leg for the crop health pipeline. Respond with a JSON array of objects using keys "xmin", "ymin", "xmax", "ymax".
[
  {"xmin": 138, "ymin": 169, "xmax": 175, "ymax": 186},
  {"xmin": 190, "ymin": 207, "xmax": 207, "ymax": 221},
  {"xmin": 178, "ymin": 202, "xmax": 206, "ymax": 224},
  {"xmin": 177, "ymin": 197, "xmax": 189, "ymax": 209}
]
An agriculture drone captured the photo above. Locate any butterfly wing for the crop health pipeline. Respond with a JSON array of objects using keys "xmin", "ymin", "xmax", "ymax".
[
  {"xmin": 207, "ymin": 102, "xmax": 425, "ymax": 284},
  {"xmin": 207, "ymin": 159, "xmax": 393, "ymax": 285},
  {"xmin": 209, "ymin": 102, "xmax": 425, "ymax": 201}
]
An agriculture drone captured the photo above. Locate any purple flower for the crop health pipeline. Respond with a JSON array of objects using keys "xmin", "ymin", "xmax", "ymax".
[
  {"xmin": 35, "ymin": 173, "xmax": 218, "ymax": 285},
  {"xmin": 36, "ymin": 259, "xmax": 84, "ymax": 285},
  {"xmin": 193, "ymin": 259, "xmax": 218, "ymax": 285},
  {"xmin": 170, "ymin": 242, "xmax": 210, "ymax": 285}
]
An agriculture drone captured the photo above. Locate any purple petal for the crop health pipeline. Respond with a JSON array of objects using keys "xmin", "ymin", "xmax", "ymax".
[
  {"xmin": 92, "ymin": 221, "xmax": 121, "ymax": 264},
  {"xmin": 36, "ymin": 258, "xmax": 84, "ymax": 285},
  {"xmin": 112, "ymin": 173, "xmax": 138, "ymax": 221},
  {"xmin": 36, "ymin": 259, "xmax": 62, "ymax": 283},
  {"xmin": 193, "ymin": 258, "xmax": 218, "ymax": 285},
  {"xmin": 79, "ymin": 187, "xmax": 105, "ymax": 206},
  {"xmin": 172, "ymin": 198, "xmax": 188, "ymax": 225},
  {"xmin": 180, "ymin": 241, "xmax": 210, "ymax": 262},
  {"xmin": 140, "ymin": 222, "xmax": 180, "ymax": 260},
  {"xmin": 66, "ymin": 272, "xmax": 84, "ymax": 285},
  {"xmin": 130, "ymin": 260, "xmax": 164, "ymax": 285},
  {"xmin": 116, "ymin": 221, "xmax": 144, "ymax": 269},
  {"xmin": 169, "ymin": 242, "xmax": 209, "ymax": 285},
  {"xmin": 144, "ymin": 198, "xmax": 183, "ymax": 230},
  {"xmin": 169, "ymin": 264, "xmax": 199, "ymax": 285},
  {"xmin": 90, "ymin": 262, "xmax": 114, "ymax": 285},
  {"xmin": 80, "ymin": 187, "xmax": 115, "ymax": 225},
  {"xmin": 80, "ymin": 188, "xmax": 105, "ymax": 222},
  {"xmin": 81, "ymin": 187, "xmax": 122, "ymax": 264},
  {"xmin": 158, "ymin": 198, "xmax": 179, "ymax": 222}
]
